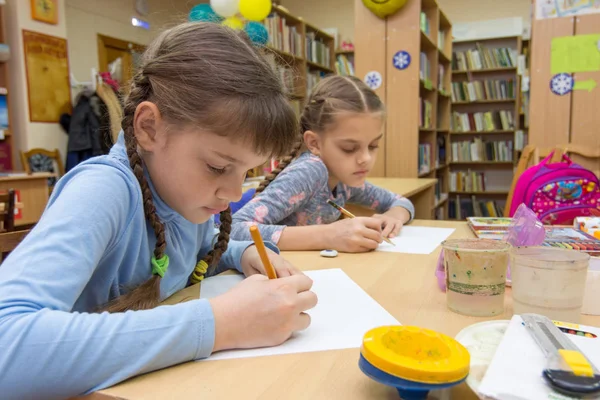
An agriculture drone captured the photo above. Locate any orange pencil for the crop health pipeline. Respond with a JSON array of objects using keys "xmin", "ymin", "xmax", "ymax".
[
  {"xmin": 326, "ymin": 200, "xmax": 395, "ymax": 246},
  {"xmin": 249, "ymin": 226, "xmax": 278, "ymax": 279}
]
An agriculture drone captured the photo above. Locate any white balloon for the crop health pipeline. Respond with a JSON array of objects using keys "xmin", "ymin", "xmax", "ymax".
[{"xmin": 210, "ymin": 0, "xmax": 240, "ymax": 17}]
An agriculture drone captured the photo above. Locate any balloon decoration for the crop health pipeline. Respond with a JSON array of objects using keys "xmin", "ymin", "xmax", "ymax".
[
  {"xmin": 189, "ymin": 0, "xmax": 273, "ymax": 46},
  {"xmin": 210, "ymin": 0, "xmax": 240, "ymax": 18},
  {"xmin": 245, "ymin": 21, "xmax": 269, "ymax": 45},
  {"xmin": 189, "ymin": 4, "xmax": 222, "ymax": 22},
  {"xmin": 361, "ymin": 0, "xmax": 408, "ymax": 19},
  {"xmin": 222, "ymin": 16, "xmax": 244, "ymax": 30},
  {"xmin": 239, "ymin": 0, "xmax": 272, "ymax": 21}
]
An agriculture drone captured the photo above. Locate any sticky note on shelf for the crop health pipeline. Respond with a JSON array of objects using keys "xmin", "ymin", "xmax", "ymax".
[{"xmin": 551, "ymin": 34, "xmax": 600, "ymax": 74}]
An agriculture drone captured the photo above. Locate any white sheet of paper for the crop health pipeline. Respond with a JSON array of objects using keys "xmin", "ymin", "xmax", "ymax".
[
  {"xmin": 198, "ymin": 268, "xmax": 399, "ymax": 361},
  {"xmin": 478, "ymin": 315, "xmax": 600, "ymax": 400},
  {"xmin": 376, "ymin": 226, "xmax": 455, "ymax": 254}
]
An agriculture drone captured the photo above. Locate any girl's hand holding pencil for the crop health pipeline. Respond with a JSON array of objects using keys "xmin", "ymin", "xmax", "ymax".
[
  {"xmin": 209, "ymin": 226, "xmax": 318, "ymax": 352},
  {"xmin": 326, "ymin": 217, "xmax": 389, "ymax": 253}
]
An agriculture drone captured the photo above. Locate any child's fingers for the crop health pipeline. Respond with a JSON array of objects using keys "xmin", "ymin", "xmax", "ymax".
[
  {"xmin": 391, "ymin": 222, "xmax": 403, "ymax": 237},
  {"xmin": 381, "ymin": 222, "xmax": 394, "ymax": 238}
]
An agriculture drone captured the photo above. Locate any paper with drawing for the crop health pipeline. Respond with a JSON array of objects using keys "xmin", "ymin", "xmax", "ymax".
[
  {"xmin": 478, "ymin": 315, "xmax": 600, "ymax": 400},
  {"xmin": 199, "ymin": 268, "xmax": 399, "ymax": 361},
  {"xmin": 377, "ymin": 226, "xmax": 455, "ymax": 254}
]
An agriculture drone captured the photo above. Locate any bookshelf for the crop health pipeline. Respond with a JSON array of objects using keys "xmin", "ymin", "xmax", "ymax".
[
  {"xmin": 0, "ymin": 4, "xmax": 12, "ymax": 171},
  {"xmin": 449, "ymin": 35, "xmax": 521, "ymax": 219},
  {"xmin": 335, "ymin": 49, "xmax": 354, "ymax": 76},
  {"xmin": 247, "ymin": 5, "xmax": 336, "ymax": 177},
  {"xmin": 516, "ymin": 38, "xmax": 530, "ymax": 161}
]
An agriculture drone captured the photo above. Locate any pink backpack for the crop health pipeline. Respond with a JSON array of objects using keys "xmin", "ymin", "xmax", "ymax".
[{"xmin": 508, "ymin": 152, "xmax": 600, "ymax": 224}]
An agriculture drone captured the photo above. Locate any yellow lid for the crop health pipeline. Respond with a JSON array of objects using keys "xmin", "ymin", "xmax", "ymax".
[{"xmin": 361, "ymin": 326, "xmax": 470, "ymax": 384}]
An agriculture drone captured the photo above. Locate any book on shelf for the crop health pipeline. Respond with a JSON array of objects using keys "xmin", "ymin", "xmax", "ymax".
[
  {"xmin": 335, "ymin": 54, "xmax": 354, "ymax": 76},
  {"xmin": 520, "ymin": 90, "xmax": 530, "ymax": 127},
  {"xmin": 449, "ymin": 170, "xmax": 487, "ymax": 192},
  {"xmin": 452, "ymin": 44, "xmax": 517, "ymax": 71},
  {"xmin": 451, "ymin": 110, "xmax": 514, "ymax": 132},
  {"xmin": 449, "ymin": 195, "xmax": 504, "ymax": 220},
  {"xmin": 437, "ymin": 135, "xmax": 446, "ymax": 166},
  {"xmin": 264, "ymin": 53, "xmax": 297, "ymax": 97},
  {"xmin": 264, "ymin": 13, "xmax": 302, "ymax": 57},
  {"xmin": 451, "ymin": 79, "xmax": 515, "ymax": 102},
  {"xmin": 306, "ymin": 32, "xmax": 331, "ymax": 67},
  {"xmin": 434, "ymin": 178, "xmax": 447, "ymax": 203},
  {"xmin": 438, "ymin": 64, "xmax": 446, "ymax": 92},
  {"xmin": 418, "ymin": 143, "xmax": 431, "ymax": 175},
  {"xmin": 0, "ymin": 95, "xmax": 7, "ymax": 129},
  {"xmin": 307, "ymin": 70, "xmax": 327, "ymax": 95},
  {"xmin": 420, "ymin": 52, "xmax": 431, "ymax": 84},
  {"xmin": 438, "ymin": 31, "xmax": 446, "ymax": 51},
  {"xmin": 419, "ymin": 98, "xmax": 433, "ymax": 129},
  {"xmin": 0, "ymin": 141, "xmax": 12, "ymax": 171},
  {"xmin": 451, "ymin": 138, "xmax": 513, "ymax": 162},
  {"xmin": 420, "ymin": 12, "xmax": 430, "ymax": 35},
  {"xmin": 515, "ymin": 130, "xmax": 525, "ymax": 151},
  {"xmin": 435, "ymin": 208, "xmax": 445, "ymax": 220}
]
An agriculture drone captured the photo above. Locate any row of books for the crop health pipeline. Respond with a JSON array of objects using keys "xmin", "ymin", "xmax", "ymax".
[
  {"xmin": 335, "ymin": 54, "xmax": 354, "ymax": 76},
  {"xmin": 264, "ymin": 14, "xmax": 302, "ymax": 57},
  {"xmin": 451, "ymin": 110, "xmax": 515, "ymax": 132},
  {"xmin": 515, "ymin": 130, "xmax": 526, "ymax": 151},
  {"xmin": 451, "ymin": 79, "xmax": 516, "ymax": 102},
  {"xmin": 452, "ymin": 44, "xmax": 516, "ymax": 71},
  {"xmin": 419, "ymin": 98, "xmax": 433, "ymax": 129},
  {"xmin": 418, "ymin": 143, "xmax": 431, "ymax": 175},
  {"xmin": 307, "ymin": 70, "xmax": 326, "ymax": 95},
  {"xmin": 420, "ymin": 12, "xmax": 430, "ymax": 35},
  {"xmin": 264, "ymin": 53, "xmax": 297, "ymax": 97},
  {"xmin": 437, "ymin": 135, "xmax": 447, "ymax": 166},
  {"xmin": 438, "ymin": 65, "xmax": 447, "ymax": 92},
  {"xmin": 449, "ymin": 170, "xmax": 487, "ymax": 192},
  {"xmin": 438, "ymin": 31, "xmax": 447, "ymax": 51},
  {"xmin": 520, "ymin": 90, "xmax": 530, "ymax": 127},
  {"xmin": 434, "ymin": 176, "xmax": 447, "ymax": 203},
  {"xmin": 449, "ymin": 196, "xmax": 505, "ymax": 219},
  {"xmin": 451, "ymin": 139, "xmax": 513, "ymax": 162},
  {"xmin": 306, "ymin": 32, "xmax": 331, "ymax": 68},
  {"xmin": 420, "ymin": 52, "xmax": 431, "ymax": 83}
]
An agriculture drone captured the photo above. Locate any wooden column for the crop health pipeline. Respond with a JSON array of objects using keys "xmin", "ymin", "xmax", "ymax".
[{"xmin": 354, "ymin": 0, "xmax": 387, "ymax": 177}]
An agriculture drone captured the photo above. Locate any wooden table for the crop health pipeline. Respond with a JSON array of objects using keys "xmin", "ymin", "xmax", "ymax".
[
  {"xmin": 0, "ymin": 173, "xmax": 51, "ymax": 226},
  {"xmin": 94, "ymin": 220, "xmax": 600, "ymax": 400},
  {"xmin": 348, "ymin": 178, "xmax": 437, "ymax": 220}
]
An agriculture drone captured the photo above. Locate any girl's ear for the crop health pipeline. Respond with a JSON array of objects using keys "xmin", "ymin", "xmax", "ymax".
[
  {"xmin": 134, "ymin": 101, "xmax": 165, "ymax": 153},
  {"xmin": 303, "ymin": 130, "xmax": 322, "ymax": 157}
]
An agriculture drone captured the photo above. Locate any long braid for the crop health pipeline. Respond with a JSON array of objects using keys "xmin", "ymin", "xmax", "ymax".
[
  {"xmin": 190, "ymin": 207, "xmax": 232, "ymax": 284},
  {"xmin": 254, "ymin": 137, "xmax": 303, "ymax": 195},
  {"xmin": 101, "ymin": 73, "xmax": 166, "ymax": 313}
]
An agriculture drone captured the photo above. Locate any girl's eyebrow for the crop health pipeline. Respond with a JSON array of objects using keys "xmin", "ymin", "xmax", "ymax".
[
  {"xmin": 338, "ymin": 133, "xmax": 384, "ymax": 144},
  {"xmin": 214, "ymin": 151, "xmax": 239, "ymax": 163}
]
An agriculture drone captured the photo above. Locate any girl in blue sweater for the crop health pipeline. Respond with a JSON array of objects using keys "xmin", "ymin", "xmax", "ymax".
[{"xmin": 0, "ymin": 23, "xmax": 316, "ymax": 399}]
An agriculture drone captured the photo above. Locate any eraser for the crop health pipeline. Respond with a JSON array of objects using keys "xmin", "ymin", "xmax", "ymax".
[{"xmin": 320, "ymin": 249, "xmax": 338, "ymax": 258}]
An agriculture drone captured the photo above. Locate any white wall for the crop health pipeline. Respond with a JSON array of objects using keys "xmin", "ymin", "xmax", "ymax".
[
  {"xmin": 280, "ymin": 0, "xmax": 532, "ymax": 44},
  {"xmin": 5, "ymin": 0, "xmax": 69, "ymax": 167}
]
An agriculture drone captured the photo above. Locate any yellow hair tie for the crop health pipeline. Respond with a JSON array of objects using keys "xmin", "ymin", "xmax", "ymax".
[{"xmin": 191, "ymin": 260, "xmax": 209, "ymax": 284}]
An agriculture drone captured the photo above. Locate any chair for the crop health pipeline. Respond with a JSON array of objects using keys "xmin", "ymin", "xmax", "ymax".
[{"xmin": 20, "ymin": 148, "xmax": 65, "ymax": 191}]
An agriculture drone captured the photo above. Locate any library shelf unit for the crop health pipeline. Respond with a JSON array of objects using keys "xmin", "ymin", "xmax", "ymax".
[
  {"xmin": 413, "ymin": 0, "xmax": 453, "ymax": 220},
  {"xmin": 248, "ymin": 5, "xmax": 336, "ymax": 177},
  {"xmin": 0, "ymin": 4, "xmax": 13, "ymax": 171},
  {"xmin": 335, "ymin": 49, "xmax": 355, "ymax": 76},
  {"xmin": 449, "ymin": 35, "xmax": 523, "ymax": 219}
]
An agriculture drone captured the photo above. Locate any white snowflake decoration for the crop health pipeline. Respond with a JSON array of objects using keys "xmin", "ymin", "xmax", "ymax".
[
  {"xmin": 364, "ymin": 71, "xmax": 382, "ymax": 90},
  {"xmin": 393, "ymin": 50, "xmax": 411, "ymax": 70},
  {"xmin": 550, "ymin": 73, "xmax": 574, "ymax": 96}
]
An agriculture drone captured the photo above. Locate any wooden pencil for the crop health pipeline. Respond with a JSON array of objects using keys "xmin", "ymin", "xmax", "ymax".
[
  {"xmin": 326, "ymin": 200, "xmax": 396, "ymax": 246},
  {"xmin": 249, "ymin": 225, "xmax": 278, "ymax": 279}
]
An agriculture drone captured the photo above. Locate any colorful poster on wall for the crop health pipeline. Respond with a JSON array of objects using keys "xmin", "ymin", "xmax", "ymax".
[
  {"xmin": 30, "ymin": 0, "xmax": 59, "ymax": 25},
  {"xmin": 536, "ymin": 0, "xmax": 600, "ymax": 20},
  {"xmin": 22, "ymin": 30, "xmax": 72, "ymax": 123}
]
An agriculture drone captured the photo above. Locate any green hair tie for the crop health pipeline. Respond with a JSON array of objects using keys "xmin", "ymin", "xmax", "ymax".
[{"xmin": 151, "ymin": 254, "xmax": 170, "ymax": 277}]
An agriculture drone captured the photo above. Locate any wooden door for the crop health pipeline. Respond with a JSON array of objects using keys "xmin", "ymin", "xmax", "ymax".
[{"xmin": 97, "ymin": 34, "xmax": 145, "ymax": 90}]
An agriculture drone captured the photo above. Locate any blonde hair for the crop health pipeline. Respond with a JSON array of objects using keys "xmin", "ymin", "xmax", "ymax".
[
  {"xmin": 102, "ymin": 22, "xmax": 298, "ymax": 312},
  {"xmin": 255, "ymin": 75, "xmax": 384, "ymax": 194}
]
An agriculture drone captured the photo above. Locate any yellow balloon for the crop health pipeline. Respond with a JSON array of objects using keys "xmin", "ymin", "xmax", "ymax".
[
  {"xmin": 362, "ymin": 0, "xmax": 408, "ymax": 19},
  {"xmin": 239, "ymin": 0, "xmax": 272, "ymax": 22},
  {"xmin": 222, "ymin": 16, "xmax": 244, "ymax": 30}
]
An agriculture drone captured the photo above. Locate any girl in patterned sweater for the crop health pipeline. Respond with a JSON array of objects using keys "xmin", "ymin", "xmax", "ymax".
[{"xmin": 231, "ymin": 76, "xmax": 414, "ymax": 253}]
